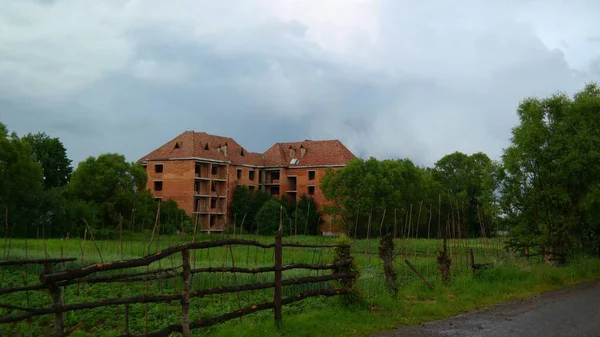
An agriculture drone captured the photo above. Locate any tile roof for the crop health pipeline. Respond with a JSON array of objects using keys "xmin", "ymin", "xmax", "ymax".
[{"xmin": 138, "ymin": 131, "xmax": 355, "ymax": 167}]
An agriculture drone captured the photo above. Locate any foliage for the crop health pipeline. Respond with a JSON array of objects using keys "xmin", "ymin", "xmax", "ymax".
[
  {"xmin": 254, "ymin": 199, "xmax": 289, "ymax": 235},
  {"xmin": 500, "ymin": 83, "xmax": 600, "ymax": 260},
  {"xmin": 333, "ymin": 234, "xmax": 364, "ymax": 306},
  {"xmin": 22, "ymin": 132, "xmax": 73, "ymax": 189},
  {"xmin": 67, "ymin": 153, "xmax": 147, "ymax": 228},
  {"xmin": 320, "ymin": 155, "xmax": 498, "ymax": 239},
  {"xmin": 230, "ymin": 185, "xmax": 253, "ymax": 229},
  {"xmin": 321, "ymin": 157, "xmax": 431, "ymax": 237},
  {"xmin": 0, "ymin": 122, "xmax": 44, "ymax": 234},
  {"xmin": 290, "ymin": 194, "xmax": 322, "ymax": 235},
  {"xmin": 432, "ymin": 151, "xmax": 502, "ymax": 237}
]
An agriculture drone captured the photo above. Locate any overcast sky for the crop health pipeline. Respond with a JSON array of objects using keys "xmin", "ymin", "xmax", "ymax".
[{"xmin": 1, "ymin": 0, "xmax": 599, "ymax": 167}]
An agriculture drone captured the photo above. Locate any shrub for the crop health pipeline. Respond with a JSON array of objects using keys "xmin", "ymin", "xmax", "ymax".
[{"xmin": 254, "ymin": 199, "xmax": 289, "ymax": 235}]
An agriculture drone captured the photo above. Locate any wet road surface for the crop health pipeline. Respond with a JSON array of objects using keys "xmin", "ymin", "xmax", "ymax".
[{"xmin": 373, "ymin": 279, "xmax": 600, "ymax": 337}]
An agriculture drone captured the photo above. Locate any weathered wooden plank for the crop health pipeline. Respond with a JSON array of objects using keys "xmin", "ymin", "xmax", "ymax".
[{"xmin": 40, "ymin": 239, "xmax": 276, "ymax": 284}]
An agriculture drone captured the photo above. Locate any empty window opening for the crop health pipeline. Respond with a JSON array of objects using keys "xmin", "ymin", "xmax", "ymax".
[
  {"xmin": 211, "ymin": 182, "xmax": 216, "ymax": 192},
  {"xmin": 241, "ymin": 148, "xmax": 245, "ymax": 156},
  {"xmin": 308, "ymin": 171, "xmax": 315, "ymax": 180},
  {"xmin": 155, "ymin": 164, "xmax": 163, "ymax": 173},
  {"xmin": 204, "ymin": 143, "xmax": 209, "ymax": 151},
  {"xmin": 237, "ymin": 169, "xmax": 242, "ymax": 179},
  {"xmin": 154, "ymin": 181, "xmax": 163, "ymax": 191},
  {"xmin": 211, "ymin": 198, "xmax": 217, "ymax": 209},
  {"xmin": 308, "ymin": 186, "xmax": 315, "ymax": 195},
  {"xmin": 271, "ymin": 186, "xmax": 280, "ymax": 196},
  {"xmin": 249, "ymin": 170, "xmax": 255, "ymax": 180},
  {"xmin": 174, "ymin": 142, "xmax": 181, "ymax": 149},
  {"xmin": 270, "ymin": 170, "xmax": 280, "ymax": 181},
  {"xmin": 211, "ymin": 165, "xmax": 218, "ymax": 175},
  {"xmin": 249, "ymin": 185, "xmax": 256, "ymax": 193}
]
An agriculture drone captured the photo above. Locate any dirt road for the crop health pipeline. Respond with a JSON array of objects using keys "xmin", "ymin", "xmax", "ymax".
[{"xmin": 373, "ymin": 279, "xmax": 600, "ymax": 337}]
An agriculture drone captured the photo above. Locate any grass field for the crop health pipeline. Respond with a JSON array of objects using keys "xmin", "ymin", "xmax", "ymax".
[{"xmin": 1, "ymin": 232, "xmax": 600, "ymax": 336}]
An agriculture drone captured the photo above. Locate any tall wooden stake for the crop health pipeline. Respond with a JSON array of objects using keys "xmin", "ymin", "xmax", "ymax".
[
  {"xmin": 45, "ymin": 262, "xmax": 64, "ymax": 337},
  {"xmin": 393, "ymin": 208, "xmax": 398, "ymax": 239},
  {"xmin": 181, "ymin": 249, "xmax": 191, "ymax": 337},
  {"xmin": 274, "ymin": 207, "xmax": 283, "ymax": 329}
]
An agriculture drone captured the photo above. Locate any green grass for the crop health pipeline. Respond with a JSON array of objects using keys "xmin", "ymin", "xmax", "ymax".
[{"xmin": 1, "ymin": 234, "xmax": 600, "ymax": 336}]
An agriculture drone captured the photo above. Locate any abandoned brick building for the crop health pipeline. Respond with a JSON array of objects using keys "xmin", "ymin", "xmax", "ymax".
[{"xmin": 138, "ymin": 131, "xmax": 356, "ymax": 233}]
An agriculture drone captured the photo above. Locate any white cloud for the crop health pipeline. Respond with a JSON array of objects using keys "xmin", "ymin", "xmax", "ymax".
[{"xmin": 0, "ymin": 0, "xmax": 133, "ymax": 100}]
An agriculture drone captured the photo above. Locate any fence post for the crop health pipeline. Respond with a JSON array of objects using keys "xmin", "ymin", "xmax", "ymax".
[
  {"xmin": 181, "ymin": 249, "xmax": 191, "ymax": 337},
  {"xmin": 44, "ymin": 262, "xmax": 64, "ymax": 337},
  {"xmin": 273, "ymin": 226, "xmax": 283, "ymax": 328}
]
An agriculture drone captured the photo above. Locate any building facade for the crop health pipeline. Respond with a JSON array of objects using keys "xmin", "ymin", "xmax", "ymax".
[{"xmin": 138, "ymin": 131, "xmax": 355, "ymax": 233}]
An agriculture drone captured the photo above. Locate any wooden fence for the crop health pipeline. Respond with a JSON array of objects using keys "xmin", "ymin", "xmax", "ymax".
[{"xmin": 0, "ymin": 231, "xmax": 356, "ymax": 336}]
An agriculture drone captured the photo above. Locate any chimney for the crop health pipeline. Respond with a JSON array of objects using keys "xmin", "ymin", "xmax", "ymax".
[
  {"xmin": 223, "ymin": 142, "xmax": 228, "ymax": 157},
  {"xmin": 289, "ymin": 146, "xmax": 296, "ymax": 158},
  {"xmin": 300, "ymin": 145, "xmax": 306, "ymax": 158}
]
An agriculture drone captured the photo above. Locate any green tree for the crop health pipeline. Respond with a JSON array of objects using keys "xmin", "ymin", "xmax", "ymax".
[
  {"xmin": 501, "ymin": 82, "xmax": 600, "ymax": 261},
  {"xmin": 291, "ymin": 194, "xmax": 322, "ymax": 235},
  {"xmin": 0, "ymin": 122, "xmax": 44, "ymax": 235},
  {"xmin": 432, "ymin": 151, "xmax": 501, "ymax": 237},
  {"xmin": 321, "ymin": 157, "xmax": 431, "ymax": 237},
  {"xmin": 67, "ymin": 153, "xmax": 148, "ymax": 228},
  {"xmin": 159, "ymin": 199, "xmax": 190, "ymax": 234},
  {"xmin": 230, "ymin": 185, "xmax": 253, "ymax": 230},
  {"xmin": 22, "ymin": 132, "xmax": 73, "ymax": 189},
  {"xmin": 254, "ymin": 199, "xmax": 289, "ymax": 236}
]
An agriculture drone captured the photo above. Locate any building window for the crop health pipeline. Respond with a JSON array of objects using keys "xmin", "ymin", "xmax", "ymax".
[
  {"xmin": 308, "ymin": 186, "xmax": 315, "ymax": 195},
  {"xmin": 249, "ymin": 170, "xmax": 255, "ymax": 181},
  {"xmin": 211, "ymin": 165, "xmax": 218, "ymax": 175},
  {"xmin": 308, "ymin": 170, "xmax": 315, "ymax": 180},
  {"xmin": 155, "ymin": 164, "xmax": 163, "ymax": 173},
  {"xmin": 154, "ymin": 181, "xmax": 163, "ymax": 191},
  {"xmin": 211, "ymin": 198, "xmax": 217, "ymax": 209},
  {"xmin": 237, "ymin": 168, "xmax": 242, "ymax": 179}
]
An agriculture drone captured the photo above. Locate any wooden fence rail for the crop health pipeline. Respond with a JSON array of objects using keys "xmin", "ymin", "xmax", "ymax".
[{"xmin": 0, "ymin": 230, "xmax": 356, "ymax": 336}]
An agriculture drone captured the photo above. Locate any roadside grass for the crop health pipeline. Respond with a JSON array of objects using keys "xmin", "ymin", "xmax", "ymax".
[{"xmin": 1, "ymin": 235, "xmax": 599, "ymax": 336}]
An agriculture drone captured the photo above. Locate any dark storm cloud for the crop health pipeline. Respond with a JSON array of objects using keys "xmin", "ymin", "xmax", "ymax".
[{"xmin": 1, "ymin": 0, "xmax": 599, "ymax": 167}]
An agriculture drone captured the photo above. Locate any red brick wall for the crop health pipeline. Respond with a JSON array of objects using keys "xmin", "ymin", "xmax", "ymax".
[
  {"xmin": 145, "ymin": 160, "xmax": 345, "ymax": 233},
  {"xmin": 145, "ymin": 160, "xmax": 195, "ymax": 215}
]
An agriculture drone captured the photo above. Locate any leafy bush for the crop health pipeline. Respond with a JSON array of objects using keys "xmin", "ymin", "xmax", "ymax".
[{"xmin": 254, "ymin": 199, "xmax": 289, "ymax": 235}]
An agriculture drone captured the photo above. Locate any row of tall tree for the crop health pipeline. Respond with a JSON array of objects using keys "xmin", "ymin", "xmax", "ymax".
[
  {"xmin": 0, "ymin": 123, "xmax": 189, "ymax": 238},
  {"xmin": 320, "ymin": 152, "xmax": 501, "ymax": 240},
  {"xmin": 229, "ymin": 185, "xmax": 322, "ymax": 236},
  {"xmin": 319, "ymin": 82, "xmax": 600, "ymax": 259}
]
